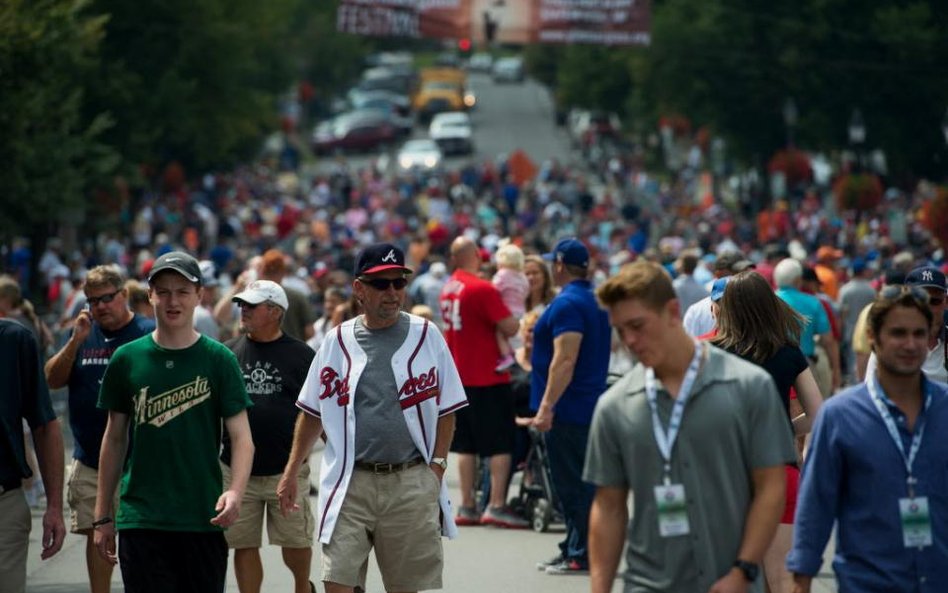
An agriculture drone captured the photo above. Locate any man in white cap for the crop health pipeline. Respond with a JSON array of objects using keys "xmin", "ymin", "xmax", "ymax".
[{"xmin": 222, "ymin": 280, "xmax": 316, "ymax": 593}]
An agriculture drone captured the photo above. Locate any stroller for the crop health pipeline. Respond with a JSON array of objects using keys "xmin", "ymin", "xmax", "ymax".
[{"xmin": 508, "ymin": 426, "xmax": 563, "ymax": 532}]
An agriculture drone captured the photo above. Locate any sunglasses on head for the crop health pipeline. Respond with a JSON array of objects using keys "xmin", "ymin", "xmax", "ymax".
[
  {"xmin": 879, "ymin": 285, "xmax": 931, "ymax": 305},
  {"xmin": 359, "ymin": 277, "xmax": 408, "ymax": 291},
  {"xmin": 87, "ymin": 289, "xmax": 122, "ymax": 306}
]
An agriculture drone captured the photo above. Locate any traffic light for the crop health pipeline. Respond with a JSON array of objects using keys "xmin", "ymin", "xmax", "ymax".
[{"xmin": 458, "ymin": 38, "xmax": 472, "ymax": 55}]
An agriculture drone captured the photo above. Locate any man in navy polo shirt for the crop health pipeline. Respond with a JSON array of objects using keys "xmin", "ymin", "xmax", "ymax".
[{"xmin": 531, "ymin": 238, "xmax": 611, "ymax": 575}]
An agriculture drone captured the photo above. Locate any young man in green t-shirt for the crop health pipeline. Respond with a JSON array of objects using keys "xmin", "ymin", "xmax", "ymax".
[{"xmin": 93, "ymin": 252, "xmax": 254, "ymax": 593}]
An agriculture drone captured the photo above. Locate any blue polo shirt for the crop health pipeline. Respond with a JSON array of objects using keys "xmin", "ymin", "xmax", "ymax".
[
  {"xmin": 530, "ymin": 280, "xmax": 610, "ymax": 425},
  {"xmin": 776, "ymin": 287, "xmax": 829, "ymax": 357}
]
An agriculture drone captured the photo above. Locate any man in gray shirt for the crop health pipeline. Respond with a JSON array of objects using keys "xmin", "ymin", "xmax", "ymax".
[
  {"xmin": 672, "ymin": 251, "xmax": 708, "ymax": 315},
  {"xmin": 836, "ymin": 258, "xmax": 876, "ymax": 382},
  {"xmin": 586, "ymin": 261, "xmax": 796, "ymax": 593}
]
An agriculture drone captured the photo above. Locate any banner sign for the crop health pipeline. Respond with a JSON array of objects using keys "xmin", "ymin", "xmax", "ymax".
[
  {"xmin": 534, "ymin": 0, "xmax": 651, "ymax": 46},
  {"xmin": 336, "ymin": 0, "xmax": 470, "ymax": 40}
]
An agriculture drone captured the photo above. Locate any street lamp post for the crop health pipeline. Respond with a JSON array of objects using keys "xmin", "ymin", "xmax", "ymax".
[
  {"xmin": 942, "ymin": 106, "xmax": 948, "ymax": 148},
  {"xmin": 783, "ymin": 98, "xmax": 798, "ymax": 147},
  {"xmin": 848, "ymin": 108, "xmax": 866, "ymax": 170}
]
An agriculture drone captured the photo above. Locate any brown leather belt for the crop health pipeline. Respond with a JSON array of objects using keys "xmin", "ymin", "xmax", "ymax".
[{"xmin": 353, "ymin": 458, "xmax": 425, "ymax": 474}]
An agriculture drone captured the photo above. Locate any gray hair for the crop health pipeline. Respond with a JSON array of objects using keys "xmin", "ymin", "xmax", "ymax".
[{"xmin": 773, "ymin": 258, "xmax": 803, "ymax": 288}]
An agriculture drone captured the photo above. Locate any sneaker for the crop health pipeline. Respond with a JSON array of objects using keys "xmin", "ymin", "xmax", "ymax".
[
  {"xmin": 455, "ymin": 506, "xmax": 481, "ymax": 526},
  {"xmin": 480, "ymin": 505, "xmax": 529, "ymax": 529},
  {"xmin": 536, "ymin": 553, "xmax": 564, "ymax": 571},
  {"xmin": 494, "ymin": 354, "xmax": 516, "ymax": 373},
  {"xmin": 545, "ymin": 559, "xmax": 589, "ymax": 575}
]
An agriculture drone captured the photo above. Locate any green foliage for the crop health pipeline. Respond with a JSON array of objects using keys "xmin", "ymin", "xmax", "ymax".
[{"xmin": 0, "ymin": 0, "xmax": 117, "ymax": 237}]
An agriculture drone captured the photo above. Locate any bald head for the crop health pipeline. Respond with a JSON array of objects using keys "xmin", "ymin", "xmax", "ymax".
[{"xmin": 450, "ymin": 237, "xmax": 479, "ymax": 272}]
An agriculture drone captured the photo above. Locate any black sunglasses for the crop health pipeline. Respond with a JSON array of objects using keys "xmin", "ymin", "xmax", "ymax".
[
  {"xmin": 87, "ymin": 289, "xmax": 122, "ymax": 306},
  {"xmin": 359, "ymin": 277, "xmax": 409, "ymax": 291}
]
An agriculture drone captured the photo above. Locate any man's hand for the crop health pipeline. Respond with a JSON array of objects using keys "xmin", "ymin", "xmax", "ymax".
[
  {"xmin": 429, "ymin": 463, "xmax": 446, "ymax": 483},
  {"xmin": 40, "ymin": 508, "xmax": 66, "ymax": 559},
  {"xmin": 277, "ymin": 471, "xmax": 300, "ymax": 518},
  {"xmin": 72, "ymin": 310, "xmax": 93, "ymax": 343},
  {"xmin": 708, "ymin": 568, "xmax": 750, "ymax": 593},
  {"xmin": 210, "ymin": 490, "xmax": 241, "ymax": 527},
  {"xmin": 791, "ymin": 573, "xmax": 812, "ymax": 593},
  {"xmin": 531, "ymin": 404, "xmax": 553, "ymax": 432},
  {"xmin": 94, "ymin": 523, "xmax": 118, "ymax": 565}
]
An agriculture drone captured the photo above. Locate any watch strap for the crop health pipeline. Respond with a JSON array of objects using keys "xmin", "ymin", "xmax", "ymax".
[
  {"xmin": 431, "ymin": 457, "xmax": 447, "ymax": 469},
  {"xmin": 733, "ymin": 559, "xmax": 758, "ymax": 582},
  {"xmin": 92, "ymin": 517, "xmax": 113, "ymax": 528}
]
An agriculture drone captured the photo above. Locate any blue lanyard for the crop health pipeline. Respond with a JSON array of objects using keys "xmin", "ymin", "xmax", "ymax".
[
  {"xmin": 866, "ymin": 375, "xmax": 931, "ymax": 497},
  {"xmin": 645, "ymin": 341, "xmax": 704, "ymax": 484}
]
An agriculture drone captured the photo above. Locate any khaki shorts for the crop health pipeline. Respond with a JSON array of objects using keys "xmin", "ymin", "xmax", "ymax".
[
  {"xmin": 0, "ymin": 488, "xmax": 30, "ymax": 593},
  {"xmin": 221, "ymin": 462, "xmax": 313, "ymax": 549},
  {"xmin": 67, "ymin": 459, "xmax": 117, "ymax": 533},
  {"xmin": 322, "ymin": 463, "xmax": 442, "ymax": 591}
]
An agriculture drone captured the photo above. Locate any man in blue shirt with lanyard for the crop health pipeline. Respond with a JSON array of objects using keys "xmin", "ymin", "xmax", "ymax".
[
  {"xmin": 788, "ymin": 286, "xmax": 948, "ymax": 592},
  {"xmin": 530, "ymin": 238, "xmax": 611, "ymax": 575}
]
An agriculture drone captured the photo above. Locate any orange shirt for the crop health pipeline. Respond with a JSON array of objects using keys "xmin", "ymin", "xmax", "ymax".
[{"xmin": 814, "ymin": 264, "xmax": 839, "ymax": 300}]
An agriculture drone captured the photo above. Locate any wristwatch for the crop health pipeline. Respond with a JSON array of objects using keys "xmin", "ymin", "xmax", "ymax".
[
  {"xmin": 91, "ymin": 517, "xmax": 113, "ymax": 528},
  {"xmin": 430, "ymin": 457, "xmax": 448, "ymax": 470},
  {"xmin": 733, "ymin": 559, "xmax": 759, "ymax": 582}
]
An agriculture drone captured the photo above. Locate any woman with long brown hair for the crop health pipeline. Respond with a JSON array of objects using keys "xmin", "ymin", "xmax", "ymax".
[
  {"xmin": 524, "ymin": 255, "xmax": 554, "ymax": 315},
  {"xmin": 710, "ymin": 270, "xmax": 823, "ymax": 593}
]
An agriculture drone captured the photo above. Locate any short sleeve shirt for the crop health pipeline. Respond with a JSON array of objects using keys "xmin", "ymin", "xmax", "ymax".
[
  {"xmin": 439, "ymin": 269, "xmax": 513, "ymax": 386},
  {"xmin": 583, "ymin": 346, "xmax": 796, "ymax": 593},
  {"xmin": 776, "ymin": 287, "xmax": 830, "ymax": 356}
]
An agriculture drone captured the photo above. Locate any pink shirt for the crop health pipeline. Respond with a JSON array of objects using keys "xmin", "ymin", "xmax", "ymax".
[{"xmin": 492, "ymin": 267, "xmax": 529, "ymax": 319}]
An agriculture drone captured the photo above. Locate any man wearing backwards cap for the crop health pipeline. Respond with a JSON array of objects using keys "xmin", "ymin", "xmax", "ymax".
[
  {"xmin": 864, "ymin": 266, "xmax": 948, "ymax": 384},
  {"xmin": 281, "ymin": 243, "xmax": 467, "ymax": 593},
  {"xmin": 221, "ymin": 280, "xmax": 316, "ymax": 593},
  {"xmin": 94, "ymin": 251, "xmax": 255, "ymax": 593}
]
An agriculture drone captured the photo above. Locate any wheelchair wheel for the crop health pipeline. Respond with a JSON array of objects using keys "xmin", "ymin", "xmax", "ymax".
[{"xmin": 532, "ymin": 498, "xmax": 552, "ymax": 532}]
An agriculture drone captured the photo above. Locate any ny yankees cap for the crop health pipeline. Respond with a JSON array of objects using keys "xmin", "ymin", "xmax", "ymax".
[
  {"xmin": 232, "ymin": 280, "xmax": 289, "ymax": 310},
  {"xmin": 906, "ymin": 266, "xmax": 947, "ymax": 291},
  {"xmin": 148, "ymin": 251, "xmax": 202, "ymax": 285},
  {"xmin": 543, "ymin": 237, "xmax": 590, "ymax": 268},
  {"xmin": 355, "ymin": 243, "xmax": 413, "ymax": 277}
]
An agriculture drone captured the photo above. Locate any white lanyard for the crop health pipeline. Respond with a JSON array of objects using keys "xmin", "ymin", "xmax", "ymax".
[
  {"xmin": 645, "ymin": 341, "xmax": 704, "ymax": 484},
  {"xmin": 867, "ymin": 375, "xmax": 931, "ymax": 497}
]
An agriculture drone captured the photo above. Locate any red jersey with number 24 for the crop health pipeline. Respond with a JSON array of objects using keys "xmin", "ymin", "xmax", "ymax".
[{"xmin": 439, "ymin": 269, "xmax": 512, "ymax": 387}]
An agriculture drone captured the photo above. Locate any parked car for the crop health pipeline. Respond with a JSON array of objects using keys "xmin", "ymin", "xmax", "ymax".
[
  {"xmin": 312, "ymin": 111, "xmax": 398, "ymax": 154},
  {"xmin": 492, "ymin": 57, "xmax": 524, "ymax": 83},
  {"xmin": 429, "ymin": 112, "xmax": 474, "ymax": 155},
  {"xmin": 467, "ymin": 52, "xmax": 493, "ymax": 73},
  {"xmin": 396, "ymin": 139, "xmax": 444, "ymax": 173}
]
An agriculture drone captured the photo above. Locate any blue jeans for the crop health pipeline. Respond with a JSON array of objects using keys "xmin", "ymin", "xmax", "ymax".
[{"xmin": 545, "ymin": 420, "xmax": 595, "ymax": 567}]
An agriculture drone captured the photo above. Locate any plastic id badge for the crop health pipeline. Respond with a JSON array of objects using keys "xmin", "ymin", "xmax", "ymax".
[
  {"xmin": 899, "ymin": 497, "xmax": 932, "ymax": 548},
  {"xmin": 654, "ymin": 483, "xmax": 690, "ymax": 537}
]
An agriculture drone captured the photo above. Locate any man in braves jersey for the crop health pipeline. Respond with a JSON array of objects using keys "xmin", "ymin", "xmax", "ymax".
[
  {"xmin": 222, "ymin": 280, "xmax": 316, "ymax": 593},
  {"xmin": 278, "ymin": 243, "xmax": 467, "ymax": 593},
  {"xmin": 44, "ymin": 265, "xmax": 154, "ymax": 593},
  {"xmin": 439, "ymin": 236, "xmax": 525, "ymax": 528}
]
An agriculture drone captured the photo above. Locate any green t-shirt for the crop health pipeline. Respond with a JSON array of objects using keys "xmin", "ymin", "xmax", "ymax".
[{"xmin": 98, "ymin": 334, "xmax": 251, "ymax": 532}]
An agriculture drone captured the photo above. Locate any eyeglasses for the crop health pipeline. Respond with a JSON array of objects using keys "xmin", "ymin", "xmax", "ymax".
[
  {"xmin": 87, "ymin": 289, "xmax": 122, "ymax": 306},
  {"xmin": 359, "ymin": 277, "xmax": 408, "ymax": 291},
  {"xmin": 879, "ymin": 285, "xmax": 930, "ymax": 305}
]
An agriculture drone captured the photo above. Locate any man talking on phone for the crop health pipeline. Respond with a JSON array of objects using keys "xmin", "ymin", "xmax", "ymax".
[{"xmin": 44, "ymin": 265, "xmax": 154, "ymax": 593}]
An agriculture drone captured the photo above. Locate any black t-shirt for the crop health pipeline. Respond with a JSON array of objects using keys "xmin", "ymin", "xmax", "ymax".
[
  {"xmin": 727, "ymin": 343, "xmax": 808, "ymax": 420},
  {"xmin": 221, "ymin": 333, "xmax": 315, "ymax": 476}
]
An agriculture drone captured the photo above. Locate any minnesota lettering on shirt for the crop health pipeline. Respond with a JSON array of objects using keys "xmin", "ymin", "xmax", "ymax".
[{"xmin": 133, "ymin": 376, "xmax": 211, "ymax": 428}]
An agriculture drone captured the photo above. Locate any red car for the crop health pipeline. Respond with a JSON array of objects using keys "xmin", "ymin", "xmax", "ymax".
[{"xmin": 312, "ymin": 111, "xmax": 398, "ymax": 154}]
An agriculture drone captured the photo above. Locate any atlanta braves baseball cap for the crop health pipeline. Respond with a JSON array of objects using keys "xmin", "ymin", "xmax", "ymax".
[
  {"xmin": 543, "ymin": 237, "xmax": 590, "ymax": 268},
  {"xmin": 232, "ymin": 280, "xmax": 289, "ymax": 310},
  {"xmin": 148, "ymin": 251, "xmax": 202, "ymax": 285},
  {"xmin": 354, "ymin": 243, "xmax": 413, "ymax": 277},
  {"xmin": 906, "ymin": 266, "xmax": 947, "ymax": 291}
]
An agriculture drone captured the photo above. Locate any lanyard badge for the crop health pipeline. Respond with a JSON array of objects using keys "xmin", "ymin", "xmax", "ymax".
[
  {"xmin": 646, "ymin": 341, "xmax": 704, "ymax": 537},
  {"xmin": 867, "ymin": 376, "xmax": 933, "ymax": 548}
]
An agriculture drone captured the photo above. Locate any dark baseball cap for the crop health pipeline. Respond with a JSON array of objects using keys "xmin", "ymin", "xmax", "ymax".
[
  {"xmin": 354, "ymin": 243, "xmax": 413, "ymax": 277},
  {"xmin": 148, "ymin": 251, "xmax": 202, "ymax": 285},
  {"xmin": 714, "ymin": 251, "xmax": 755, "ymax": 273},
  {"xmin": 906, "ymin": 266, "xmax": 947, "ymax": 291},
  {"xmin": 543, "ymin": 237, "xmax": 590, "ymax": 268}
]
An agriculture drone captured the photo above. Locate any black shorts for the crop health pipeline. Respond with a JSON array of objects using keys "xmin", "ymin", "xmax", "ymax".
[
  {"xmin": 119, "ymin": 529, "xmax": 227, "ymax": 593},
  {"xmin": 450, "ymin": 383, "xmax": 515, "ymax": 456}
]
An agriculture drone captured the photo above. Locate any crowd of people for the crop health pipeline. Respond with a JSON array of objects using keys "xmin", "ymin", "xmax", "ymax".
[{"xmin": 2, "ymin": 144, "xmax": 948, "ymax": 593}]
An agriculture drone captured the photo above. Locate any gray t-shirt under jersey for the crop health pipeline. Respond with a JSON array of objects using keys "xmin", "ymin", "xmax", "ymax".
[{"xmin": 353, "ymin": 313, "xmax": 419, "ymax": 463}]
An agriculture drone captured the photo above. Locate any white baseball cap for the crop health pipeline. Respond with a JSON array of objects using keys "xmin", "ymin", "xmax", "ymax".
[{"xmin": 232, "ymin": 280, "xmax": 288, "ymax": 310}]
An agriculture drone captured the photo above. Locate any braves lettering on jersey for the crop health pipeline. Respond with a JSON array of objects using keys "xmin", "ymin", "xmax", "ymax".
[{"xmin": 296, "ymin": 314, "xmax": 467, "ymax": 544}]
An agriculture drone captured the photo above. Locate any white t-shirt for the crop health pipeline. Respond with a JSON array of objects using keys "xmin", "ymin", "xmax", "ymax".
[{"xmin": 683, "ymin": 297, "xmax": 715, "ymax": 338}]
